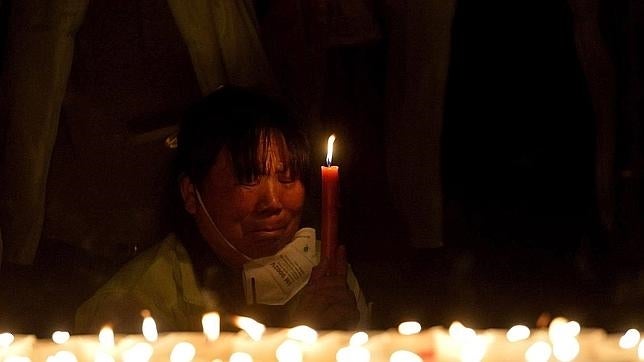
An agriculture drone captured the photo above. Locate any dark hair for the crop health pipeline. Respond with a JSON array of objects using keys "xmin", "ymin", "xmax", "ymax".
[{"xmin": 176, "ymin": 87, "xmax": 310, "ymax": 188}]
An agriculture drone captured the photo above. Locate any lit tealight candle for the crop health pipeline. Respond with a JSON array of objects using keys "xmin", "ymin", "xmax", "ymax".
[
  {"xmin": 276, "ymin": 340, "xmax": 303, "ymax": 362},
  {"xmin": 52, "ymin": 331, "xmax": 70, "ymax": 345},
  {"xmin": 390, "ymin": 350, "xmax": 422, "ymax": 362},
  {"xmin": 506, "ymin": 325, "xmax": 531, "ymax": 342},
  {"xmin": 235, "ymin": 316, "xmax": 266, "ymax": 342},
  {"xmin": 552, "ymin": 337, "xmax": 580, "ymax": 362},
  {"xmin": 619, "ymin": 328, "xmax": 640, "ymax": 349},
  {"xmin": 202, "ymin": 312, "xmax": 221, "ymax": 341},
  {"xmin": 98, "ymin": 326, "xmax": 115, "ymax": 348},
  {"xmin": 229, "ymin": 351, "xmax": 253, "ymax": 362},
  {"xmin": 350, "ymin": 332, "xmax": 369, "ymax": 346},
  {"xmin": 0, "ymin": 332, "xmax": 14, "ymax": 348},
  {"xmin": 287, "ymin": 325, "xmax": 318, "ymax": 345},
  {"xmin": 46, "ymin": 350, "xmax": 78, "ymax": 362},
  {"xmin": 398, "ymin": 321, "xmax": 422, "ymax": 336},
  {"xmin": 448, "ymin": 321, "xmax": 476, "ymax": 343},
  {"xmin": 525, "ymin": 341, "xmax": 552, "ymax": 362},
  {"xmin": 169, "ymin": 342, "xmax": 196, "ymax": 362},
  {"xmin": 141, "ymin": 310, "xmax": 158, "ymax": 343}
]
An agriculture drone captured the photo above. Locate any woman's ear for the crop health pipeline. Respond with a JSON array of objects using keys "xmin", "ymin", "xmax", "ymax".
[{"xmin": 179, "ymin": 176, "xmax": 198, "ymax": 215}]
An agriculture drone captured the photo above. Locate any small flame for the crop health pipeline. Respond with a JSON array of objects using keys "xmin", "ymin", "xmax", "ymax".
[
  {"xmin": 525, "ymin": 341, "xmax": 552, "ymax": 362},
  {"xmin": 229, "ymin": 352, "xmax": 253, "ymax": 362},
  {"xmin": 287, "ymin": 325, "xmax": 317, "ymax": 344},
  {"xmin": 276, "ymin": 340, "xmax": 303, "ymax": 362},
  {"xmin": 170, "ymin": 342, "xmax": 196, "ymax": 362},
  {"xmin": 52, "ymin": 331, "xmax": 70, "ymax": 344},
  {"xmin": 506, "ymin": 325, "xmax": 531, "ymax": 342},
  {"xmin": 202, "ymin": 312, "xmax": 220, "ymax": 341},
  {"xmin": 619, "ymin": 329, "xmax": 640, "ymax": 349},
  {"xmin": 47, "ymin": 350, "xmax": 78, "ymax": 362},
  {"xmin": 552, "ymin": 337, "xmax": 580, "ymax": 362},
  {"xmin": 141, "ymin": 310, "xmax": 158, "ymax": 342},
  {"xmin": 398, "ymin": 321, "xmax": 421, "ymax": 336},
  {"xmin": 389, "ymin": 350, "xmax": 422, "ymax": 362},
  {"xmin": 0, "ymin": 332, "xmax": 14, "ymax": 348},
  {"xmin": 235, "ymin": 316, "xmax": 265, "ymax": 341},
  {"xmin": 448, "ymin": 321, "xmax": 476, "ymax": 342},
  {"xmin": 350, "ymin": 331, "xmax": 369, "ymax": 346},
  {"xmin": 336, "ymin": 345, "xmax": 371, "ymax": 362},
  {"xmin": 98, "ymin": 326, "xmax": 115, "ymax": 348},
  {"xmin": 326, "ymin": 134, "xmax": 336, "ymax": 166}
]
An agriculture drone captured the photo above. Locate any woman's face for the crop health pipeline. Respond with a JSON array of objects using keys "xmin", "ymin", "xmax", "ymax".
[{"xmin": 187, "ymin": 133, "xmax": 305, "ymax": 268}]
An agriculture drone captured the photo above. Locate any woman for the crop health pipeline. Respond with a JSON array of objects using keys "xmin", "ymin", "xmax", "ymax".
[{"xmin": 75, "ymin": 87, "xmax": 366, "ymax": 333}]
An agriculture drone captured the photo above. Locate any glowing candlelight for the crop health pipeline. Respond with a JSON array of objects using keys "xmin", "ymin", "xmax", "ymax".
[
  {"xmin": 336, "ymin": 331, "xmax": 371, "ymax": 362},
  {"xmin": 448, "ymin": 321, "xmax": 476, "ymax": 342},
  {"xmin": 229, "ymin": 351, "xmax": 253, "ymax": 362},
  {"xmin": 169, "ymin": 342, "xmax": 196, "ymax": 362},
  {"xmin": 638, "ymin": 339, "xmax": 644, "ymax": 359},
  {"xmin": 202, "ymin": 312, "xmax": 221, "ymax": 341},
  {"xmin": 389, "ymin": 350, "xmax": 422, "ymax": 362},
  {"xmin": 46, "ymin": 350, "xmax": 77, "ymax": 362},
  {"xmin": 321, "ymin": 134, "xmax": 339, "ymax": 259},
  {"xmin": 235, "ymin": 316, "xmax": 266, "ymax": 341},
  {"xmin": 552, "ymin": 337, "xmax": 580, "ymax": 362},
  {"xmin": 525, "ymin": 341, "xmax": 552, "ymax": 362},
  {"xmin": 276, "ymin": 340, "xmax": 303, "ymax": 362},
  {"xmin": 506, "ymin": 325, "xmax": 530, "ymax": 342},
  {"xmin": 287, "ymin": 325, "xmax": 318, "ymax": 344},
  {"xmin": 350, "ymin": 332, "xmax": 369, "ymax": 346},
  {"xmin": 0, "ymin": 332, "xmax": 14, "ymax": 348},
  {"xmin": 98, "ymin": 326, "xmax": 115, "ymax": 348},
  {"xmin": 51, "ymin": 331, "xmax": 70, "ymax": 345},
  {"xmin": 141, "ymin": 310, "xmax": 158, "ymax": 343},
  {"xmin": 619, "ymin": 329, "xmax": 640, "ymax": 349},
  {"xmin": 398, "ymin": 321, "xmax": 422, "ymax": 336}
]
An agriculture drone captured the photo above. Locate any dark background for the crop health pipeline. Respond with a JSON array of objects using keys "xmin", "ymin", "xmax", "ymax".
[{"xmin": 1, "ymin": 0, "xmax": 643, "ymax": 336}]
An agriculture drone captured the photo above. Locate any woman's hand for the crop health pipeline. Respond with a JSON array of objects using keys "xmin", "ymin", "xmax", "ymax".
[{"xmin": 290, "ymin": 245, "xmax": 359, "ymax": 330}]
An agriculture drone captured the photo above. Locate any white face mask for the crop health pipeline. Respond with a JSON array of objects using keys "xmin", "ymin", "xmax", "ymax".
[{"xmin": 194, "ymin": 188, "xmax": 318, "ymax": 305}]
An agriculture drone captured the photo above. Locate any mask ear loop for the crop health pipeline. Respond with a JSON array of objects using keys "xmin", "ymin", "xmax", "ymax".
[{"xmin": 194, "ymin": 187, "xmax": 252, "ymax": 262}]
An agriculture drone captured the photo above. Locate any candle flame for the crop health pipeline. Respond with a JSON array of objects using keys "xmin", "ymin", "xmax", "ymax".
[
  {"xmin": 47, "ymin": 350, "xmax": 78, "ymax": 362},
  {"xmin": 619, "ymin": 328, "xmax": 640, "ymax": 349},
  {"xmin": 552, "ymin": 337, "xmax": 580, "ymax": 362},
  {"xmin": 98, "ymin": 326, "xmax": 115, "ymax": 348},
  {"xmin": 389, "ymin": 350, "xmax": 422, "ymax": 362},
  {"xmin": 350, "ymin": 331, "xmax": 369, "ymax": 346},
  {"xmin": 229, "ymin": 352, "xmax": 253, "ymax": 362},
  {"xmin": 0, "ymin": 332, "xmax": 14, "ymax": 348},
  {"xmin": 337, "ymin": 345, "xmax": 371, "ymax": 362},
  {"xmin": 202, "ymin": 312, "xmax": 220, "ymax": 341},
  {"xmin": 276, "ymin": 340, "xmax": 303, "ymax": 362},
  {"xmin": 506, "ymin": 325, "xmax": 530, "ymax": 342},
  {"xmin": 141, "ymin": 310, "xmax": 158, "ymax": 342},
  {"xmin": 287, "ymin": 325, "xmax": 318, "ymax": 344},
  {"xmin": 170, "ymin": 342, "xmax": 196, "ymax": 362},
  {"xmin": 234, "ymin": 316, "xmax": 265, "ymax": 341},
  {"xmin": 326, "ymin": 134, "xmax": 336, "ymax": 166},
  {"xmin": 398, "ymin": 321, "xmax": 421, "ymax": 336},
  {"xmin": 525, "ymin": 341, "xmax": 552, "ymax": 362},
  {"xmin": 52, "ymin": 331, "xmax": 70, "ymax": 344}
]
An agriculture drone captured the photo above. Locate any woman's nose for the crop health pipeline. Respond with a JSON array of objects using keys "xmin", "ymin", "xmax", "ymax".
[{"xmin": 257, "ymin": 177, "xmax": 283, "ymax": 213}]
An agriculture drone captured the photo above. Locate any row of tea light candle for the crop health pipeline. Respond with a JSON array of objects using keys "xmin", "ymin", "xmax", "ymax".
[{"xmin": 2, "ymin": 313, "xmax": 644, "ymax": 361}]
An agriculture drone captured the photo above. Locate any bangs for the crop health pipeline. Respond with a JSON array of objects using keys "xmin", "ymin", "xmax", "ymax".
[{"xmin": 228, "ymin": 127, "xmax": 309, "ymax": 184}]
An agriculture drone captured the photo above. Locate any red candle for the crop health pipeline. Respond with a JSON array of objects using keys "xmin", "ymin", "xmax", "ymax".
[{"xmin": 321, "ymin": 134, "xmax": 339, "ymax": 260}]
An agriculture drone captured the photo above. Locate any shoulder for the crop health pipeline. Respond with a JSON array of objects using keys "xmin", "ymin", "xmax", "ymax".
[{"xmin": 75, "ymin": 234, "xmax": 197, "ymax": 332}]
